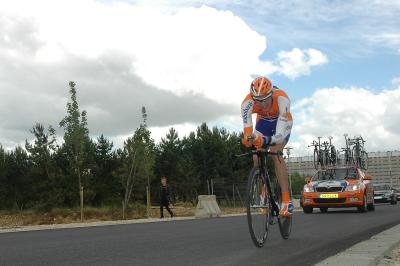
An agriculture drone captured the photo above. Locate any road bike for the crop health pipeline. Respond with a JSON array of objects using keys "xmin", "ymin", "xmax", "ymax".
[
  {"xmin": 321, "ymin": 140, "xmax": 330, "ymax": 167},
  {"xmin": 309, "ymin": 138, "xmax": 324, "ymax": 170},
  {"xmin": 236, "ymin": 146, "xmax": 292, "ymax": 248},
  {"xmin": 342, "ymin": 134, "xmax": 353, "ymax": 166},
  {"xmin": 328, "ymin": 136, "xmax": 338, "ymax": 166},
  {"xmin": 351, "ymin": 136, "xmax": 368, "ymax": 170}
]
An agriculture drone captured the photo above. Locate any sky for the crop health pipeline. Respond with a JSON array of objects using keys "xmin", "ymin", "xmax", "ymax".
[{"xmin": 0, "ymin": 0, "xmax": 399, "ymax": 156}]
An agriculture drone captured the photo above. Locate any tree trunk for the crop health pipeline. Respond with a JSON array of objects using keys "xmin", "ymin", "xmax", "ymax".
[
  {"xmin": 80, "ymin": 186, "xmax": 84, "ymax": 222},
  {"xmin": 123, "ymin": 151, "xmax": 137, "ymax": 218},
  {"xmin": 77, "ymin": 165, "xmax": 83, "ymax": 222},
  {"xmin": 122, "ymin": 200, "xmax": 126, "ymax": 220}
]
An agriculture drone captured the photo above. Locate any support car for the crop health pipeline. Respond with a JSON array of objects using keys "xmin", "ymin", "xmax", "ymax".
[{"xmin": 301, "ymin": 166, "xmax": 375, "ymax": 213}]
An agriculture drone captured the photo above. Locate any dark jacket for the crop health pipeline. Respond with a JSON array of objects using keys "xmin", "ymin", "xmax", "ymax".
[{"xmin": 160, "ymin": 185, "xmax": 171, "ymax": 203}]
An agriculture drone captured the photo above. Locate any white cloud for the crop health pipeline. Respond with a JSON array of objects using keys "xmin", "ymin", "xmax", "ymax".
[
  {"xmin": 290, "ymin": 86, "xmax": 400, "ymax": 156},
  {"xmin": 106, "ymin": 123, "xmax": 198, "ymax": 150},
  {"xmin": 129, "ymin": 5, "xmax": 270, "ymax": 104},
  {"xmin": 135, "ymin": 0, "xmax": 400, "ymax": 58},
  {"xmin": 391, "ymin": 77, "xmax": 400, "ymax": 87},
  {"xmin": 366, "ymin": 33, "xmax": 400, "ymax": 52},
  {"xmin": 0, "ymin": 1, "xmax": 326, "ymax": 103},
  {"xmin": 149, "ymin": 123, "xmax": 198, "ymax": 143},
  {"xmin": 274, "ymin": 48, "xmax": 328, "ymax": 79},
  {"xmin": 0, "ymin": 0, "xmax": 271, "ymax": 105},
  {"xmin": 0, "ymin": 0, "xmax": 331, "ymax": 149}
]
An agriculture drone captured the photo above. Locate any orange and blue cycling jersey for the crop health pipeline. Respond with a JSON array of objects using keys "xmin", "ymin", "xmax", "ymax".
[{"xmin": 241, "ymin": 86, "xmax": 293, "ymax": 145}]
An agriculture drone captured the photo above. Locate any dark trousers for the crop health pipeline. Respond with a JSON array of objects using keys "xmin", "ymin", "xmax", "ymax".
[{"xmin": 160, "ymin": 201, "xmax": 173, "ymax": 218}]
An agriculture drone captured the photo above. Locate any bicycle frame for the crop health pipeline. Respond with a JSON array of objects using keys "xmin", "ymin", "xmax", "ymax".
[
  {"xmin": 257, "ymin": 150, "xmax": 281, "ymax": 217},
  {"xmin": 237, "ymin": 146, "xmax": 292, "ymax": 246},
  {"xmin": 238, "ymin": 149, "xmax": 283, "ymax": 217}
]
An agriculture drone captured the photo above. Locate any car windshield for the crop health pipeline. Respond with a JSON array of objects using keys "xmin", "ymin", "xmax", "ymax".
[{"xmin": 313, "ymin": 168, "xmax": 357, "ymax": 181}]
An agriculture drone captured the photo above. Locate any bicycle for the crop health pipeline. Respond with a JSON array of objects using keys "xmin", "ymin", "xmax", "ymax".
[
  {"xmin": 342, "ymin": 134, "xmax": 353, "ymax": 166},
  {"xmin": 360, "ymin": 150, "xmax": 369, "ymax": 170},
  {"xmin": 351, "ymin": 136, "xmax": 368, "ymax": 170},
  {"xmin": 309, "ymin": 139, "xmax": 321, "ymax": 170},
  {"xmin": 236, "ymin": 145, "xmax": 292, "ymax": 248},
  {"xmin": 328, "ymin": 136, "xmax": 338, "ymax": 166},
  {"xmin": 321, "ymin": 140, "xmax": 330, "ymax": 167}
]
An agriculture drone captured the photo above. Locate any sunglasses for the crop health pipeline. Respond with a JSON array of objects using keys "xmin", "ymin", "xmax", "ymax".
[{"xmin": 253, "ymin": 96, "xmax": 272, "ymax": 103}]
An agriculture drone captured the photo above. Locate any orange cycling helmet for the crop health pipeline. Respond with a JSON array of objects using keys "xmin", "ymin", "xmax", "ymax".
[{"xmin": 250, "ymin": 76, "xmax": 273, "ymax": 101}]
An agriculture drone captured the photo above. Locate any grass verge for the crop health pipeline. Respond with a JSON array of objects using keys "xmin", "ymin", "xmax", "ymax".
[{"xmin": 0, "ymin": 202, "xmax": 246, "ymax": 228}]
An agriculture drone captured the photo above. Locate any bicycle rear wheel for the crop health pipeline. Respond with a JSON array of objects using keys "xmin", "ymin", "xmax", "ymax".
[
  {"xmin": 274, "ymin": 183, "xmax": 292, "ymax": 240},
  {"xmin": 246, "ymin": 168, "xmax": 270, "ymax": 248}
]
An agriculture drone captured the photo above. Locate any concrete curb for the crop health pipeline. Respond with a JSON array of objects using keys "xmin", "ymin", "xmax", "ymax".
[
  {"xmin": 0, "ymin": 213, "xmax": 248, "ymax": 234},
  {"xmin": 0, "ymin": 209, "xmax": 304, "ymax": 234},
  {"xmin": 0, "ymin": 216, "xmax": 195, "ymax": 234},
  {"xmin": 315, "ymin": 224, "xmax": 400, "ymax": 266}
]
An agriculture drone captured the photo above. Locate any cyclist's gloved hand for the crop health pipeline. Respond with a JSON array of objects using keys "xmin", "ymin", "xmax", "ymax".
[
  {"xmin": 242, "ymin": 135, "xmax": 253, "ymax": 148},
  {"xmin": 254, "ymin": 135, "xmax": 269, "ymax": 149}
]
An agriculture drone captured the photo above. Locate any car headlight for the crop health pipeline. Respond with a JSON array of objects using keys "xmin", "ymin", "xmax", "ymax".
[
  {"xmin": 345, "ymin": 184, "xmax": 360, "ymax": 191},
  {"xmin": 304, "ymin": 185, "xmax": 314, "ymax": 192}
]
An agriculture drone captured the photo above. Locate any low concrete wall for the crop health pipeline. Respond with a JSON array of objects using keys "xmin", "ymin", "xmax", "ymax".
[
  {"xmin": 195, "ymin": 195, "xmax": 221, "ymax": 218},
  {"xmin": 293, "ymin": 199, "xmax": 301, "ymax": 209}
]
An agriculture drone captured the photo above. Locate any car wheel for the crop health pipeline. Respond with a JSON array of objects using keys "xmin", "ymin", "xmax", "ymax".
[
  {"xmin": 319, "ymin": 207, "xmax": 328, "ymax": 213},
  {"xmin": 357, "ymin": 193, "xmax": 367, "ymax": 212},
  {"xmin": 303, "ymin": 206, "xmax": 313, "ymax": 214}
]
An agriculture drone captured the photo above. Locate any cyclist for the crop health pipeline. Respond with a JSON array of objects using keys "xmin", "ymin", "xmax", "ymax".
[{"xmin": 241, "ymin": 76, "xmax": 293, "ymax": 217}]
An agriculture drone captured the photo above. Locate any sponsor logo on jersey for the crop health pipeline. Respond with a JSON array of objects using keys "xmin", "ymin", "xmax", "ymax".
[{"xmin": 242, "ymin": 101, "xmax": 253, "ymax": 124}]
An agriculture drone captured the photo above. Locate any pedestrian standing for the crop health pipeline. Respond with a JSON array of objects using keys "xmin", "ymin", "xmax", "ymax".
[{"xmin": 160, "ymin": 176, "xmax": 174, "ymax": 218}]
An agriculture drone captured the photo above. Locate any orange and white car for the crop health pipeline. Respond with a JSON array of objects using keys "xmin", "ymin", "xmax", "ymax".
[{"xmin": 301, "ymin": 166, "xmax": 375, "ymax": 213}]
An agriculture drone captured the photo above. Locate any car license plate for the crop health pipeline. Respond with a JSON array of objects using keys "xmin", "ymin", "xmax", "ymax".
[{"xmin": 320, "ymin": 193, "xmax": 338, "ymax": 198}]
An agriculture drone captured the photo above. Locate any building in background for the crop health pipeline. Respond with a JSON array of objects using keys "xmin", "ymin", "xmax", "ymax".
[{"xmin": 286, "ymin": 151, "xmax": 400, "ymax": 189}]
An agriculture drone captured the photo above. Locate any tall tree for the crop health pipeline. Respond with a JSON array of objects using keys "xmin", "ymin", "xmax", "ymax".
[
  {"xmin": 141, "ymin": 106, "xmax": 147, "ymax": 128},
  {"xmin": 59, "ymin": 81, "xmax": 92, "ymax": 218},
  {"xmin": 118, "ymin": 126, "xmax": 155, "ymax": 218}
]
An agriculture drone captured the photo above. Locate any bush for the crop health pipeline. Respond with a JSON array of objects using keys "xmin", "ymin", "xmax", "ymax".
[{"xmin": 128, "ymin": 202, "xmax": 147, "ymax": 218}]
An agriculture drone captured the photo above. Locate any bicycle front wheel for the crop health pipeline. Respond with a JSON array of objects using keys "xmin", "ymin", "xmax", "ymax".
[
  {"xmin": 246, "ymin": 167, "xmax": 270, "ymax": 248},
  {"xmin": 278, "ymin": 215, "xmax": 292, "ymax": 239}
]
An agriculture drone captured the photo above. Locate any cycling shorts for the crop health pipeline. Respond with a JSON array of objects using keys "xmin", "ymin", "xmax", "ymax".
[{"xmin": 255, "ymin": 117, "xmax": 291, "ymax": 143}]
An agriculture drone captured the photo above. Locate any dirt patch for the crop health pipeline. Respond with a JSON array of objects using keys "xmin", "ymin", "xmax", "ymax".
[{"xmin": 377, "ymin": 243, "xmax": 400, "ymax": 266}]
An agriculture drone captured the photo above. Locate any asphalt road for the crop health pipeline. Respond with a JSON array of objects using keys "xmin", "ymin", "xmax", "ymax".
[{"xmin": 0, "ymin": 204, "xmax": 399, "ymax": 266}]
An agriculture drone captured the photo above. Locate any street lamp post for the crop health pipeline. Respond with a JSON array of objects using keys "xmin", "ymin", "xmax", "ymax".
[
  {"xmin": 285, "ymin": 147, "xmax": 293, "ymax": 195},
  {"xmin": 387, "ymin": 151, "xmax": 392, "ymax": 186}
]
